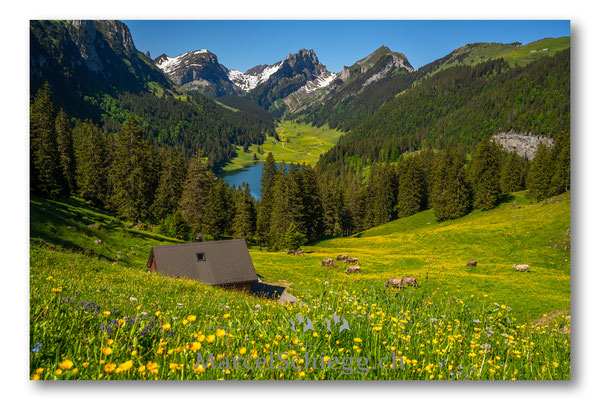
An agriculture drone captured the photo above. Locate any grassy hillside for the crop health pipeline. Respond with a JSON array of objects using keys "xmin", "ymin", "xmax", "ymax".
[
  {"xmin": 251, "ymin": 191, "xmax": 570, "ymax": 322},
  {"xmin": 221, "ymin": 120, "xmax": 343, "ymax": 172},
  {"xmin": 29, "ymin": 192, "xmax": 570, "ymax": 380},
  {"xmin": 439, "ymin": 37, "xmax": 570, "ymax": 70}
]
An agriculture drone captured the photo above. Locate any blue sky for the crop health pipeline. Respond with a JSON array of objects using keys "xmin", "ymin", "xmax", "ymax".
[{"xmin": 124, "ymin": 20, "xmax": 570, "ymax": 73}]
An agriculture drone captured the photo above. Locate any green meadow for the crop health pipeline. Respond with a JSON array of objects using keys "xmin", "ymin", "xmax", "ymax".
[
  {"xmin": 29, "ymin": 191, "xmax": 570, "ymax": 380},
  {"xmin": 220, "ymin": 120, "xmax": 343, "ymax": 172}
]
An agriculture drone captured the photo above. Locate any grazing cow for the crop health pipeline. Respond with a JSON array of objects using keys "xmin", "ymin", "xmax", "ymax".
[
  {"xmin": 321, "ymin": 258, "xmax": 335, "ymax": 267},
  {"xmin": 345, "ymin": 257, "xmax": 360, "ymax": 265},
  {"xmin": 512, "ymin": 264, "xmax": 529, "ymax": 272},
  {"xmin": 295, "ymin": 250, "xmax": 304, "ymax": 256},
  {"xmin": 337, "ymin": 254, "xmax": 349, "ymax": 261},
  {"xmin": 286, "ymin": 249, "xmax": 296, "ymax": 255},
  {"xmin": 400, "ymin": 276, "xmax": 418, "ymax": 288},
  {"xmin": 345, "ymin": 266, "xmax": 361, "ymax": 274},
  {"xmin": 466, "ymin": 260, "xmax": 477, "ymax": 267},
  {"xmin": 385, "ymin": 278, "xmax": 403, "ymax": 288}
]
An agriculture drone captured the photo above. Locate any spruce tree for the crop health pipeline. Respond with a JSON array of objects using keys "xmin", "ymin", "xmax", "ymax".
[
  {"xmin": 500, "ymin": 151, "xmax": 528, "ymax": 193},
  {"xmin": 109, "ymin": 116, "xmax": 156, "ymax": 221},
  {"xmin": 256, "ymin": 153, "xmax": 278, "ymax": 246},
  {"xmin": 396, "ymin": 156, "xmax": 427, "ymax": 217},
  {"xmin": 151, "ymin": 148, "xmax": 187, "ymax": 221},
  {"xmin": 527, "ymin": 143, "xmax": 554, "ymax": 201},
  {"xmin": 469, "ymin": 139, "xmax": 502, "ymax": 210},
  {"xmin": 431, "ymin": 148, "xmax": 471, "ymax": 221},
  {"xmin": 550, "ymin": 132, "xmax": 570, "ymax": 195},
  {"xmin": 55, "ymin": 109, "xmax": 76, "ymax": 195},
  {"xmin": 232, "ymin": 183, "xmax": 256, "ymax": 241},
  {"xmin": 179, "ymin": 154, "xmax": 216, "ymax": 236},
  {"xmin": 73, "ymin": 121, "xmax": 110, "ymax": 206},
  {"xmin": 366, "ymin": 163, "xmax": 398, "ymax": 227},
  {"xmin": 30, "ymin": 82, "xmax": 62, "ymax": 197}
]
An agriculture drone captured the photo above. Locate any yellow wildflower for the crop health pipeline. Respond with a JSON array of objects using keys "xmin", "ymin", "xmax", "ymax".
[{"xmin": 58, "ymin": 360, "xmax": 74, "ymax": 370}]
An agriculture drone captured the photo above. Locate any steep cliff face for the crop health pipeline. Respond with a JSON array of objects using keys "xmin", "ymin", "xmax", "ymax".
[{"xmin": 30, "ymin": 20, "xmax": 173, "ymax": 116}]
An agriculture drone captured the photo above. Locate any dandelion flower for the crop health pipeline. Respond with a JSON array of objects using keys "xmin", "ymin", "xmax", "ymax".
[
  {"xmin": 216, "ymin": 329, "xmax": 226, "ymax": 338},
  {"xmin": 162, "ymin": 323, "xmax": 171, "ymax": 331},
  {"xmin": 102, "ymin": 347, "xmax": 113, "ymax": 356},
  {"xmin": 104, "ymin": 363, "xmax": 116, "ymax": 373},
  {"xmin": 239, "ymin": 347, "xmax": 247, "ymax": 355},
  {"xmin": 206, "ymin": 334, "xmax": 216, "ymax": 343},
  {"xmin": 187, "ymin": 315, "xmax": 197, "ymax": 322},
  {"xmin": 55, "ymin": 369, "xmax": 62, "ymax": 375}
]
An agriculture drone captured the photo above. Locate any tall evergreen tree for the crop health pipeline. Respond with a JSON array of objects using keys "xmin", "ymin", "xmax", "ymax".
[
  {"xmin": 396, "ymin": 156, "xmax": 427, "ymax": 217},
  {"xmin": 300, "ymin": 165, "xmax": 324, "ymax": 241},
  {"xmin": 73, "ymin": 120, "xmax": 110, "ymax": 206},
  {"xmin": 30, "ymin": 82, "xmax": 62, "ymax": 197},
  {"xmin": 500, "ymin": 151, "xmax": 528, "ymax": 193},
  {"xmin": 366, "ymin": 163, "xmax": 398, "ymax": 227},
  {"xmin": 55, "ymin": 109, "xmax": 76, "ymax": 195},
  {"xmin": 151, "ymin": 148, "xmax": 187, "ymax": 221},
  {"xmin": 232, "ymin": 183, "xmax": 256, "ymax": 241},
  {"xmin": 527, "ymin": 143, "xmax": 554, "ymax": 201},
  {"xmin": 256, "ymin": 152, "xmax": 278, "ymax": 246},
  {"xmin": 550, "ymin": 132, "xmax": 571, "ymax": 195},
  {"xmin": 431, "ymin": 148, "xmax": 471, "ymax": 221},
  {"xmin": 179, "ymin": 154, "xmax": 216, "ymax": 236},
  {"xmin": 469, "ymin": 139, "xmax": 502, "ymax": 210},
  {"xmin": 109, "ymin": 116, "xmax": 157, "ymax": 221}
]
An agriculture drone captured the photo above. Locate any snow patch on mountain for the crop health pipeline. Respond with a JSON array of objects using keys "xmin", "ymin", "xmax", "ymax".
[
  {"xmin": 228, "ymin": 62, "xmax": 283, "ymax": 92},
  {"xmin": 299, "ymin": 71, "xmax": 338, "ymax": 94},
  {"xmin": 155, "ymin": 50, "xmax": 209, "ymax": 74}
]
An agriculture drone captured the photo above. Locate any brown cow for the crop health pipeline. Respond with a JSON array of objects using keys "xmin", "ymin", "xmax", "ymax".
[
  {"xmin": 345, "ymin": 266, "xmax": 361, "ymax": 274},
  {"xmin": 466, "ymin": 260, "xmax": 477, "ymax": 267},
  {"xmin": 400, "ymin": 276, "xmax": 418, "ymax": 288},
  {"xmin": 344, "ymin": 257, "xmax": 360, "ymax": 265},
  {"xmin": 321, "ymin": 258, "xmax": 335, "ymax": 267},
  {"xmin": 336, "ymin": 254, "xmax": 348, "ymax": 261},
  {"xmin": 295, "ymin": 250, "xmax": 304, "ymax": 256},
  {"xmin": 286, "ymin": 249, "xmax": 296, "ymax": 255},
  {"xmin": 385, "ymin": 278, "xmax": 403, "ymax": 288}
]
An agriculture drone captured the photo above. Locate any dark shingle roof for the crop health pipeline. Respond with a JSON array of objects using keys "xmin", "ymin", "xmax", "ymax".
[{"xmin": 148, "ymin": 239, "xmax": 258, "ymax": 286}]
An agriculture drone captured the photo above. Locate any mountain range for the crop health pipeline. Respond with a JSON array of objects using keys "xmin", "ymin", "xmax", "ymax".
[{"xmin": 29, "ymin": 19, "xmax": 570, "ymax": 170}]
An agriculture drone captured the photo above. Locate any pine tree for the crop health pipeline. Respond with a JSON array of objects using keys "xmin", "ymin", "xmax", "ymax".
[
  {"xmin": 151, "ymin": 148, "xmax": 187, "ymax": 221},
  {"xmin": 109, "ymin": 116, "xmax": 157, "ymax": 221},
  {"xmin": 300, "ymin": 165, "xmax": 323, "ymax": 241},
  {"xmin": 179, "ymin": 154, "xmax": 216, "ymax": 236},
  {"xmin": 283, "ymin": 222, "xmax": 306, "ymax": 250},
  {"xmin": 396, "ymin": 156, "xmax": 427, "ymax": 217},
  {"xmin": 469, "ymin": 139, "xmax": 502, "ymax": 210},
  {"xmin": 527, "ymin": 143, "xmax": 554, "ymax": 201},
  {"xmin": 269, "ymin": 165, "xmax": 291, "ymax": 249},
  {"xmin": 256, "ymin": 153, "xmax": 278, "ymax": 246},
  {"xmin": 431, "ymin": 148, "xmax": 471, "ymax": 221},
  {"xmin": 366, "ymin": 163, "xmax": 397, "ymax": 227},
  {"xmin": 500, "ymin": 151, "xmax": 528, "ymax": 193},
  {"xmin": 55, "ymin": 109, "xmax": 76, "ymax": 195},
  {"xmin": 73, "ymin": 120, "xmax": 110, "ymax": 206},
  {"xmin": 232, "ymin": 183, "xmax": 256, "ymax": 241},
  {"xmin": 30, "ymin": 82, "xmax": 62, "ymax": 197},
  {"xmin": 550, "ymin": 132, "xmax": 570, "ymax": 195}
]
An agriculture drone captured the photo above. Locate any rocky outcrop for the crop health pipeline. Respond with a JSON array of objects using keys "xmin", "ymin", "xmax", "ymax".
[{"xmin": 493, "ymin": 132, "xmax": 554, "ymax": 159}]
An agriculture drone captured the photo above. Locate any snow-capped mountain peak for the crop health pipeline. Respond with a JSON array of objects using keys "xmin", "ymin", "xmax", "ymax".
[{"xmin": 228, "ymin": 61, "xmax": 283, "ymax": 92}]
